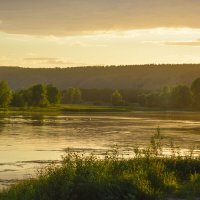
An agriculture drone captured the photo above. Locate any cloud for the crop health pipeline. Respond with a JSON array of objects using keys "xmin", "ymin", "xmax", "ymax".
[
  {"xmin": 24, "ymin": 57, "xmax": 54, "ymax": 61},
  {"xmin": 0, "ymin": 0, "xmax": 200, "ymax": 36},
  {"xmin": 24, "ymin": 57, "xmax": 71, "ymax": 65},
  {"xmin": 164, "ymin": 39, "xmax": 200, "ymax": 46},
  {"xmin": 24, "ymin": 57, "xmax": 86, "ymax": 66}
]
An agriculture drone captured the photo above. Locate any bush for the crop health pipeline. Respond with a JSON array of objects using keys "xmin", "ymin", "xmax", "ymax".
[{"xmin": 2, "ymin": 130, "xmax": 200, "ymax": 200}]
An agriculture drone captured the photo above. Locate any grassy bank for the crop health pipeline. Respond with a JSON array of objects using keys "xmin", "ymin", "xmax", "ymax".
[
  {"xmin": 0, "ymin": 104, "xmax": 199, "ymax": 116},
  {"xmin": 1, "ymin": 130, "xmax": 200, "ymax": 200},
  {"xmin": 0, "ymin": 104, "xmax": 130, "ymax": 115}
]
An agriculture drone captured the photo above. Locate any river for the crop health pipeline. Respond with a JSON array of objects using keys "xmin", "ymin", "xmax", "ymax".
[{"xmin": 1, "ymin": 111, "xmax": 200, "ymax": 188}]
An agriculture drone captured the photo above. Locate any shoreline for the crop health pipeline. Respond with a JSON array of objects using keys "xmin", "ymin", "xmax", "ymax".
[{"xmin": 0, "ymin": 105, "xmax": 200, "ymax": 115}]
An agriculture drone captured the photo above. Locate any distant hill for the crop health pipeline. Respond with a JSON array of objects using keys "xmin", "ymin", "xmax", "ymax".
[{"xmin": 1, "ymin": 65, "xmax": 200, "ymax": 90}]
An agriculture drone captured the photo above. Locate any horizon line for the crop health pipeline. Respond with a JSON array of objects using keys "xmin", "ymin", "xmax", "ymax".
[{"xmin": 1, "ymin": 63, "xmax": 200, "ymax": 69}]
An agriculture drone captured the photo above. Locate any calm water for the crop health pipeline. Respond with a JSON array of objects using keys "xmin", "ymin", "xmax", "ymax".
[{"xmin": 1, "ymin": 111, "xmax": 200, "ymax": 188}]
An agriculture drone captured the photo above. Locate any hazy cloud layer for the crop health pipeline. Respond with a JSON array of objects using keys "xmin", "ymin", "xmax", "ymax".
[
  {"xmin": 24, "ymin": 57, "xmax": 86, "ymax": 66},
  {"xmin": 0, "ymin": 0, "xmax": 200, "ymax": 36},
  {"xmin": 165, "ymin": 39, "xmax": 200, "ymax": 46}
]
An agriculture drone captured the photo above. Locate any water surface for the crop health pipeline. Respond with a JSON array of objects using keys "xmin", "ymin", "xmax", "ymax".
[{"xmin": 1, "ymin": 112, "xmax": 200, "ymax": 188}]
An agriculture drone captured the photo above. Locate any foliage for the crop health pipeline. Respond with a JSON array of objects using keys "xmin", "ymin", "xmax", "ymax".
[
  {"xmin": 0, "ymin": 81, "xmax": 12, "ymax": 107},
  {"xmin": 62, "ymin": 88, "xmax": 82, "ymax": 104},
  {"xmin": 81, "ymin": 88, "xmax": 113, "ymax": 104},
  {"xmin": 11, "ymin": 84, "xmax": 62, "ymax": 108},
  {"xmin": 72, "ymin": 88, "xmax": 82, "ymax": 104},
  {"xmin": 1, "ymin": 65, "xmax": 200, "ymax": 91},
  {"xmin": 5, "ymin": 76, "xmax": 200, "ymax": 111},
  {"xmin": 182, "ymin": 173, "xmax": 200, "ymax": 198},
  {"xmin": 11, "ymin": 84, "xmax": 50, "ymax": 107},
  {"xmin": 2, "ymin": 130, "xmax": 200, "ymax": 200},
  {"xmin": 47, "ymin": 84, "xmax": 61, "ymax": 104},
  {"xmin": 11, "ymin": 90, "xmax": 28, "ymax": 107},
  {"xmin": 159, "ymin": 86, "xmax": 171, "ymax": 109},
  {"xmin": 111, "ymin": 90, "xmax": 123, "ymax": 106},
  {"xmin": 171, "ymin": 85, "xmax": 192, "ymax": 109},
  {"xmin": 29, "ymin": 84, "xmax": 49, "ymax": 107},
  {"xmin": 191, "ymin": 78, "xmax": 200, "ymax": 109}
]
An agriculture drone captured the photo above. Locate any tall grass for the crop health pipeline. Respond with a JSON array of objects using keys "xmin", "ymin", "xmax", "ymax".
[{"xmin": 1, "ymin": 129, "xmax": 200, "ymax": 200}]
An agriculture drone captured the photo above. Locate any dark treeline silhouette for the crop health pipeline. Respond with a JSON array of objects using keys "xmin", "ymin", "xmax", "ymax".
[
  {"xmin": 1, "ymin": 64, "xmax": 200, "ymax": 90},
  {"xmin": 1, "ymin": 77, "xmax": 200, "ymax": 110},
  {"xmin": 11, "ymin": 84, "xmax": 61, "ymax": 107},
  {"xmin": 81, "ymin": 88, "xmax": 142, "ymax": 105},
  {"xmin": 81, "ymin": 87, "xmax": 193, "ymax": 109}
]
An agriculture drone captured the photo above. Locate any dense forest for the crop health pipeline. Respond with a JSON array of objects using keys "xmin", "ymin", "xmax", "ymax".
[
  {"xmin": 1, "ymin": 64, "xmax": 200, "ymax": 90},
  {"xmin": 1, "ymin": 76, "xmax": 200, "ymax": 110}
]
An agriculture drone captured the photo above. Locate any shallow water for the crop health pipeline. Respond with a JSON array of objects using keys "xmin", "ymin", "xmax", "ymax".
[{"xmin": 1, "ymin": 111, "xmax": 200, "ymax": 188}]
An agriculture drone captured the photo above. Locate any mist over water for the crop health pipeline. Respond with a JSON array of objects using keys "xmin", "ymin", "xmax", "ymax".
[{"xmin": 1, "ymin": 112, "xmax": 200, "ymax": 188}]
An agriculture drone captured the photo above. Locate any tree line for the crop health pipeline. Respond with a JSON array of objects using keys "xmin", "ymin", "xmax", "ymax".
[
  {"xmin": 1, "ymin": 64, "xmax": 200, "ymax": 90},
  {"xmin": 0, "ymin": 82, "xmax": 120, "ymax": 107},
  {"xmin": 1, "ymin": 77, "xmax": 200, "ymax": 110}
]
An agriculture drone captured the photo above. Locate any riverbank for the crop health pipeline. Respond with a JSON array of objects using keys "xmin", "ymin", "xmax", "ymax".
[
  {"xmin": 0, "ymin": 104, "xmax": 199, "ymax": 116},
  {"xmin": 1, "ymin": 132, "xmax": 200, "ymax": 200},
  {"xmin": 0, "ymin": 105, "xmax": 130, "ymax": 115},
  {"xmin": 1, "ymin": 153, "xmax": 200, "ymax": 200}
]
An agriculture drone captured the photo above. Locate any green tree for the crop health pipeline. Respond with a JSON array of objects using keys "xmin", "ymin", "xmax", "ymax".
[
  {"xmin": 0, "ymin": 81, "xmax": 12, "ymax": 107},
  {"xmin": 145, "ymin": 92, "xmax": 160, "ymax": 108},
  {"xmin": 73, "ymin": 88, "xmax": 82, "ymax": 104},
  {"xmin": 191, "ymin": 78, "xmax": 200, "ymax": 109},
  {"xmin": 30, "ymin": 84, "xmax": 49, "ymax": 107},
  {"xmin": 11, "ymin": 90, "xmax": 27, "ymax": 107},
  {"xmin": 171, "ymin": 85, "xmax": 192, "ymax": 109},
  {"xmin": 61, "ymin": 88, "xmax": 74, "ymax": 104},
  {"xmin": 159, "ymin": 87, "xmax": 171, "ymax": 109},
  {"xmin": 62, "ymin": 88, "xmax": 82, "ymax": 104},
  {"xmin": 46, "ymin": 84, "xmax": 61, "ymax": 104},
  {"xmin": 111, "ymin": 90, "xmax": 123, "ymax": 106}
]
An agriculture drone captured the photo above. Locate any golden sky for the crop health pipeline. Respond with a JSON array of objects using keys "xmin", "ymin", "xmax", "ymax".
[{"xmin": 0, "ymin": 0, "xmax": 200, "ymax": 67}]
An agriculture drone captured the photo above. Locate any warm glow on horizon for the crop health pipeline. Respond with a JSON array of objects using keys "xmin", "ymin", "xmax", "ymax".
[{"xmin": 1, "ymin": 0, "xmax": 200, "ymax": 67}]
